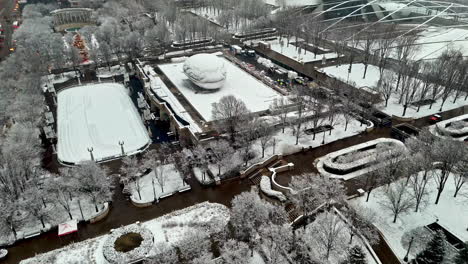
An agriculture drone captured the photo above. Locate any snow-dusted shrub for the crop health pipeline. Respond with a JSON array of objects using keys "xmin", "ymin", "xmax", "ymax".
[
  {"xmin": 449, "ymin": 120, "xmax": 466, "ymax": 130},
  {"xmin": 103, "ymin": 224, "xmax": 154, "ymax": 264},
  {"xmin": 260, "ymin": 176, "xmax": 287, "ymax": 202}
]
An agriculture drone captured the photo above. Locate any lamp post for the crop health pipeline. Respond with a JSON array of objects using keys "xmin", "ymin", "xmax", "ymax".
[
  {"xmin": 87, "ymin": 147, "xmax": 94, "ymax": 161},
  {"xmin": 119, "ymin": 140, "xmax": 125, "ymax": 156},
  {"xmin": 403, "ymin": 236, "xmax": 414, "ymax": 262},
  {"xmin": 151, "ymin": 177, "xmax": 157, "ymax": 203}
]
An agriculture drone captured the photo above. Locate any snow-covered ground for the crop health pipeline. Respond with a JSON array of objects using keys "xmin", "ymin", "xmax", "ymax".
[
  {"xmin": 352, "ymin": 26, "xmax": 468, "ymax": 61},
  {"xmin": 429, "ymin": 114, "xmax": 468, "ymax": 142},
  {"xmin": 267, "ymin": 38, "xmax": 341, "ymax": 64},
  {"xmin": 57, "ymin": 83, "xmax": 150, "ymax": 164},
  {"xmin": 1, "ymin": 197, "xmax": 108, "ymax": 246},
  {"xmin": 319, "ymin": 63, "xmax": 468, "ymax": 118},
  {"xmin": 403, "ymin": 26, "xmax": 468, "ymax": 60},
  {"xmin": 21, "ymin": 202, "xmax": 230, "ymax": 264},
  {"xmin": 129, "ymin": 164, "xmax": 189, "ymax": 204},
  {"xmin": 349, "ymin": 171, "xmax": 468, "ymax": 261},
  {"xmin": 158, "ymin": 56, "xmax": 283, "ymax": 121},
  {"xmin": 254, "ymin": 114, "xmax": 371, "ymax": 157}
]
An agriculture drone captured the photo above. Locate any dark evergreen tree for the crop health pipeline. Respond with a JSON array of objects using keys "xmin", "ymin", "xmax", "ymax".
[
  {"xmin": 341, "ymin": 245, "xmax": 367, "ymax": 264},
  {"xmin": 454, "ymin": 242, "xmax": 468, "ymax": 264},
  {"xmin": 413, "ymin": 231, "xmax": 446, "ymax": 264}
]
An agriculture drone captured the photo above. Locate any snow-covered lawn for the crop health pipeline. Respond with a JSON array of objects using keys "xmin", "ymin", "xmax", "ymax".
[
  {"xmin": 349, "ymin": 171, "xmax": 468, "ymax": 261},
  {"xmin": 1, "ymin": 198, "xmax": 108, "ymax": 246},
  {"xmin": 56, "ymin": 83, "xmax": 150, "ymax": 164},
  {"xmin": 401, "ymin": 27, "xmax": 468, "ymax": 60},
  {"xmin": 316, "ymin": 138, "xmax": 407, "ymax": 180},
  {"xmin": 254, "ymin": 114, "xmax": 371, "ymax": 157},
  {"xmin": 21, "ymin": 202, "xmax": 230, "ymax": 264},
  {"xmin": 429, "ymin": 114, "xmax": 468, "ymax": 142},
  {"xmin": 129, "ymin": 164, "xmax": 189, "ymax": 204},
  {"xmin": 352, "ymin": 27, "xmax": 468, "ymax": 61},
  {"xmin": 158, "ymin": 56, "xmax": 283, "ymax": 121},
  {"xmin": 267, "ymin": 38, "xmax": 341, "ymax": 64},
  {"xmin": 319, "ymin": 63, "xmax": 468, "ymax": 118}
]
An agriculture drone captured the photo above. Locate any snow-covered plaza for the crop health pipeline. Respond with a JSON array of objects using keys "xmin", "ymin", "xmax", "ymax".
[
  {"xmin": 266, "ymin": 38, "xmax": 341, "ymax": 64},
  {"xmin": 158, "ymin": 55, "xmax": 284, "ymax": 121},
  {"xmin": 319, "ymin": 63, "xmax": 468, "ymax": 118},
  {"xmin": 57, "ymin": 83, "xmax": 151, "ymax": 164}
]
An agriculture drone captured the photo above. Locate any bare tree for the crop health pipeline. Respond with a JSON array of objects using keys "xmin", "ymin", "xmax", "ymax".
[
  {"xmin": 120, "ymin": 156, "xmax": 144, "ymax": 200},
  {"xmin": 255, "ymin": 120, "xmax": 274, "ymax": 158},
  {"xmin": 74, "ymin": 161, "xmax": 113, "ymax": 212},
  {"xmin": 212, "ymin": 95, "xmax": 251, "ymax": 142},
  {"xmin": 259, "ymin": 224, "xmax": 293, "ymax": 263},
  {"xmin": 230, "ymin": 189, "xmax": 287, "ymax": 254},
  {"xmin": 432, "ymin": 138, "xmax": 465, "ymax": 204},
  {"xmin": 305, "ymin": 211, "xmax": 347, "ymax": 260},
  {"xmin": 270, "ymin": 97, "xmax": 289, "ymax": 133},
  {"xmin": 219, "ymin": 239, "xmax": 250, "ymax": 264},
  {"xmin": 452, "ymin": 154, "xmax": 468, "ymax": 198},
  {"xmin": 288, "ymin": 174, "xmax": 346, "ymax": 218},
  {"xmin": 207, "ymin": 139, "xmax": 234, "ymax": 176},
  {"xmin": 379, "ymin": 180, "xmax": 414, "ymax": 223}
]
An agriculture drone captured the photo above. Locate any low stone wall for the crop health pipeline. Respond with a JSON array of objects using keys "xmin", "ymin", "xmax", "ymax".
[
  {"xmin": 90, "ymin": 203, "xmax": 111, "ymax": 223},
  {"xmin": 240, "ymin": 155, "xmax": 281, "ymax": 178},
  {"xmin": 270, "ymin": 163, "xmax": 295, "ymax": 193}
]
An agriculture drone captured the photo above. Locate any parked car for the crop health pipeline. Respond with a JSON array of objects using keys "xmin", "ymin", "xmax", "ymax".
[{"xmin": 429, "ymin": 114, "xmax": 442, "ymax": 124}]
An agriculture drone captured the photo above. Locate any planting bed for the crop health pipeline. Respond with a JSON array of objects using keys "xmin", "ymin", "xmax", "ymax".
[
  {"xmin": 316, "ymin": 138, "xmax": 407, "ymax": 180},
  {"xmin": 430, "ymin": 114, "xmax": 468, "ymax": 141}
]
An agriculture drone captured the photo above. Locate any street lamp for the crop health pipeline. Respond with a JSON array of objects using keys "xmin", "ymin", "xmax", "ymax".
[
  {"xmin": 118, "ymin": 140, "xmax": 125, "ymax": 156},
  {"xmin": 403, "ymin": 236, "xmax": 414, "ymax": 262},
  {"xmin": 87, "ymin": 147, "xmax": 94, "ymax": 161}
]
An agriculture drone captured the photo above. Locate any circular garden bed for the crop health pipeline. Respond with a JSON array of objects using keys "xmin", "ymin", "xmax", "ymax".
[{"xmin": 103, "ymin": 224, "xmax": 154, "ymax": 263}]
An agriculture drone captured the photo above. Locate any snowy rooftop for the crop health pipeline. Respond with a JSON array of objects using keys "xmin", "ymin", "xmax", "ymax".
[
  {"xmin": 57, "ymin": 83, "xmax": 150, "ymax": 164},
  {"xmin": 159, "ymin": 56, "xmax": 283, "ymax": 121}
]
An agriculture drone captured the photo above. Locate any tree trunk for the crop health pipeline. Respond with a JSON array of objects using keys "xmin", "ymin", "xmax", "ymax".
[
  {"xmin": 40, "ymin": 218, "xmax": 46, "ymax": 228},
  {"xmin": 402, "ymin": 104, "xmax": 408, "ymax": 117},
  {"xmin": 435, "ymin": 190, "xmax": 443, "ymax": 204},
  {"xmin": 78, "ymin": 199, "xmax": 85, "ymax": 220},
  {"xmin": 366, "ymin": 188, "xmax": 373, "ymax": 202},
  {"xmin": 94, "ymin": 203, "xmax": 99, "ymax": 213},
  {"xmin": 393, "ymin": 213, "xmax": 398, "ymax": 223}
]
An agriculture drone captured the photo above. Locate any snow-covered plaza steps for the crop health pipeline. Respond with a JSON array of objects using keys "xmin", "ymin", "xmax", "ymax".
[
  {"xmin": 56, "ymin": 82, "xmax": 151, "ymax": 165},
  {"xmin": 316, "ymin": 138, "xmax": 408, "ymax": 180},
  {"xmin": 429, "ymin": 114, "xmax": 468, "ymax": 142}
]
